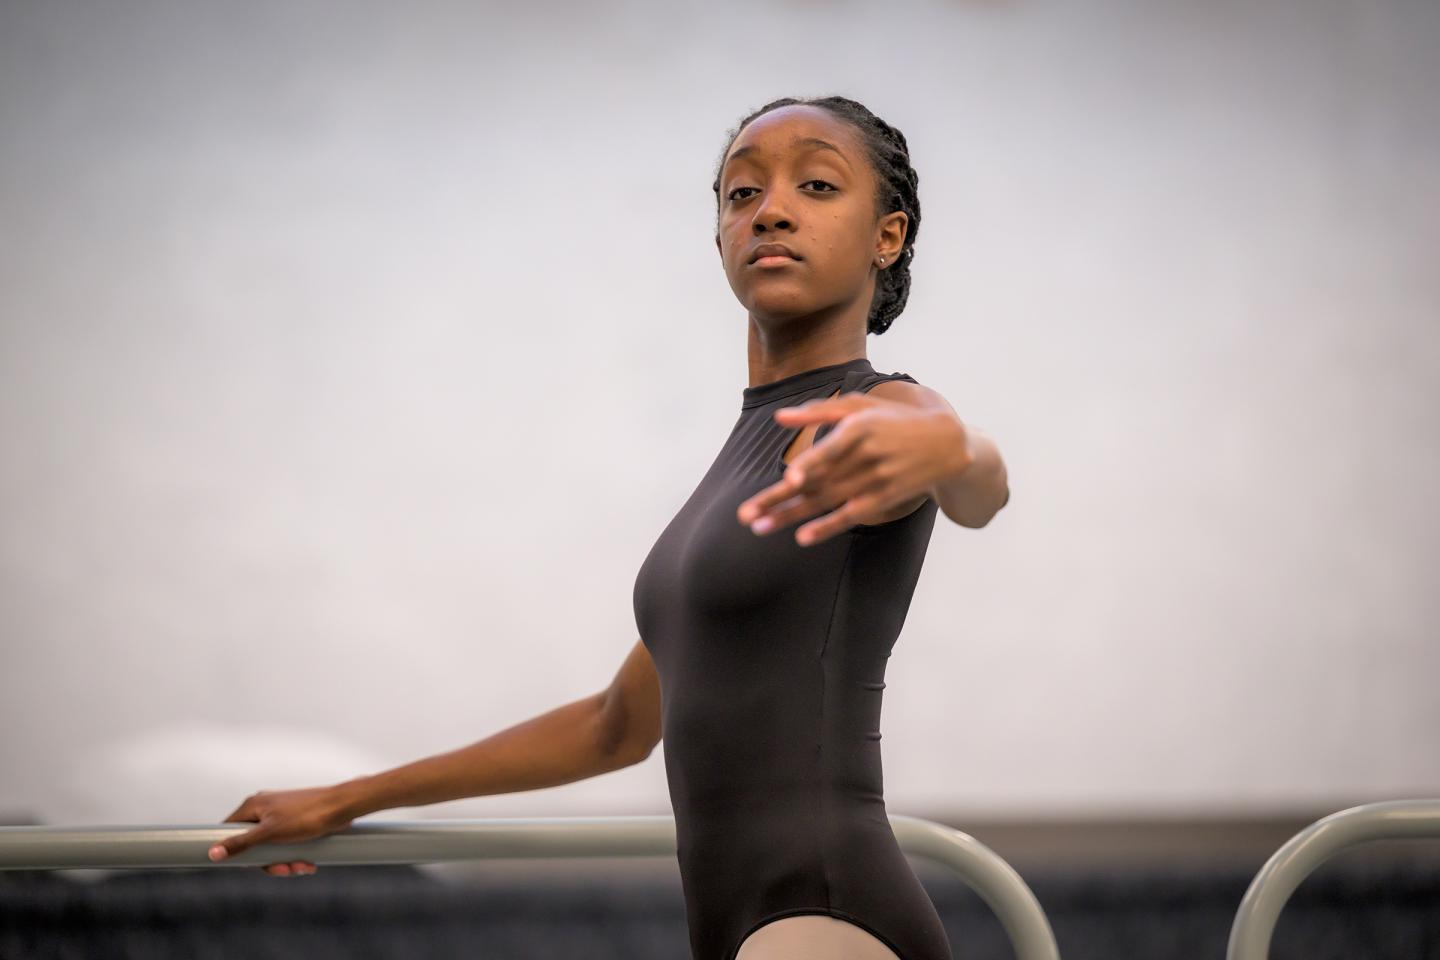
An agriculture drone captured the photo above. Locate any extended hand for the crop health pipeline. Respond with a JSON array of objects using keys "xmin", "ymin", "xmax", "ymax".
[
  {"xmin": 207, "ymin": 785, "xmax": 356, "ymax": 876},
  {"xmin": 736, "ymin": 392, "xmax": 973, "ymax": 547}
]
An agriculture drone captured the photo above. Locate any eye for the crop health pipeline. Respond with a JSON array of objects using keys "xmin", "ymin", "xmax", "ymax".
[{"xmin": 725, "ymin": 180, "xmax": 836, "ymax": 203}]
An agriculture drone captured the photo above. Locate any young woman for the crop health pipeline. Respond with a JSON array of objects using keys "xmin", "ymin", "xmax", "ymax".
[{"xmin": 207, "ymin": 95, "xmax": 1010, "ymax": 960}]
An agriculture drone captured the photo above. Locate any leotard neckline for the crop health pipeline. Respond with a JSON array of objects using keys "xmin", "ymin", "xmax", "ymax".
[{"xmin": 740, "ymin": 357, "xmax": 876, "ymax": 409}]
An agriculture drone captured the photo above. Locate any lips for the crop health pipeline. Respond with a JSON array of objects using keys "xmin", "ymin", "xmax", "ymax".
[{"xmin": 748, "ymin": 243, "xmax": 802, "ymax": 265}]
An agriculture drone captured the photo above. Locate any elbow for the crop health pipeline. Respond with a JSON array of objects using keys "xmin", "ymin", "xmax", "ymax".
[
  {"xmin": 619, "ymin": 722, "xmax": 662, "ymax": 766},
  {"xmin": 979, "ymin": 486, "xmax": 1010, "ymax": 526},
  {"xmin": 595, "ymin": 690, "xmax": 658, "ymax": 768},
  {"xmin": 952, "ymin": 485, "xmax": 1008, "ymax": 529},
  {"xmin": 610, "ymin": 737, "xmax": 657, "ymax": 770}
]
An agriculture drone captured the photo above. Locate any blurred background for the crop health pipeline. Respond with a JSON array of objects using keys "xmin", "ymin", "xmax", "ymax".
[{"xmin": 1, "ymin": 0, "xmax": 1436, "ymax": 957}]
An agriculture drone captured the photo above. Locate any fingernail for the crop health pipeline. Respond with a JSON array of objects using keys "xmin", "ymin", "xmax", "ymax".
[
  {"xmin": 208, "ymin": 846, "xmax": 226, "ymax": 861},
  {"xmin": 751, "ymin": 516, "xmax": 773, "ymax": 534}
]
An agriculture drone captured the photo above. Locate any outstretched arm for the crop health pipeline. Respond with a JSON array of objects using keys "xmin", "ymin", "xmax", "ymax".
[{"xmin": 737, "ymin": 378, "xmax": 1010, "ymax": 544}]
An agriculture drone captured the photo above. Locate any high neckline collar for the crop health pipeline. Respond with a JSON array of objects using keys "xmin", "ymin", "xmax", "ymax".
[{"xmin": 741, "ymin": 357, "xmax": 875, "ymax": 409}]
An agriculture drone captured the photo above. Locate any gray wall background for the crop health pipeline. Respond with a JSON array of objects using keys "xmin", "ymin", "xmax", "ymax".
[{"xmin": 1, "ymin": 0, "xmax": 1436, "ymax": 828}]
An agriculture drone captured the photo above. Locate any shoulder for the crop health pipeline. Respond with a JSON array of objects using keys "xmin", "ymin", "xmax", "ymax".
[{"xmin": 864, "ymin": 375, "xmax": 954, "ymax": 414}]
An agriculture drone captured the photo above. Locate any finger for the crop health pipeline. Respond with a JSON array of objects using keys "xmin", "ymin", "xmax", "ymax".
[
  {"xmin": 784, "ymin": 419, "xmax": 868, "ymax": 484},
  {"xmin": 738, "ymin": 417, "xmax": 876, "ymax": 526},
  {"xmin": 796, "ymin": 487, "xmax": 894, "ymax": 546},
  {"xmin": 209, "ymin": 822, "xmax": 271, "ymax": 862},
  {"xmin": 737, "ymin": 473, "xmax": 806, "ymax": 524},
  {"xmin": 750, "ymin": 456, "xmax": 887, "ymax": 534},
  {"xmin": 740, "ymin": 438, "xmax": 869, "ymax": 525},
  {"xmin": 773, "ymin": 407, "xmax": 844, "ymax": 427},
  {"xmin": 787, "ymin": 433, "xmax": 880, "ymax": 499},
  {"xmin": 746, "ymin": 492, "xmax": 820, "ymax": 534},
  {"xmin": 772, "ymin": 394, "xmax": 867, "ymax": 425},
  {"xmin": 748, "ymin": 480, "xmax": 851, "ymax": 534},
  {"xmin": 765, "ymin": 473, "xmax": 889, "ymax": 537},
  {"xmin": 264, "ymin": 861, "xmax": 315, "ymax": 877}
]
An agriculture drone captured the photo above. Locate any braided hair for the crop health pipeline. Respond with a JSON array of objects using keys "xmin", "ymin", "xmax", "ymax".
[{"xmin": 710, "ymin": 96, "xmax": 921, "ymax": 336}]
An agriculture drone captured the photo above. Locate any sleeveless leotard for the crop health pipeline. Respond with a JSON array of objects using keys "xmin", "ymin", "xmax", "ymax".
[{"xmin": 632, "ymin": 357, "xmax": 953, "ymax": 960}]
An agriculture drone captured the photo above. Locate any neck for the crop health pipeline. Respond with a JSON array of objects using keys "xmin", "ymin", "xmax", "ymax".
[{"xmin": 744, "ymin": 305, "xmax": 869, "ymax": 388}]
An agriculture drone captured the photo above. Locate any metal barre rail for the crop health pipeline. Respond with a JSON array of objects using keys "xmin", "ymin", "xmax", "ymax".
[
  {"xmin": 0, "ymin": 812, "xmax": 1060, "ymax": 960},
  {"xmin": 1227, "ymin": 798, "xmax": 1440, "ymax": 960}
]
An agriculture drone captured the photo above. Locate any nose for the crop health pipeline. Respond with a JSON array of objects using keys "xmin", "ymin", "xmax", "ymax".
[{"xmin": 752, "ymin": 188, "xmax": 795, "ymax": 234}]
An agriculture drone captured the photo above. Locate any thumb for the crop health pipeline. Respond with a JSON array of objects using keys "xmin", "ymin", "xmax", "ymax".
[{"xmin": 208, "ymin": 822, "xmax": 269, "ymax": 862}]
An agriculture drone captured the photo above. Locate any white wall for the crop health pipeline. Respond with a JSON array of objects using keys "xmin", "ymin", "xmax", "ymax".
[{"xmin": 1, "ymin": 0, "xmax": 1436, "ymax": 826}]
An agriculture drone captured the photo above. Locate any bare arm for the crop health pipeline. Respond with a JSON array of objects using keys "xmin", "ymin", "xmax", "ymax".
[
  {"xmin": 211, "ymin": 638, "xmax": 664, "ymax": 868},
  {"xmin": 333, "ymin": 637, "xmax": 663, "ymax": 818}
]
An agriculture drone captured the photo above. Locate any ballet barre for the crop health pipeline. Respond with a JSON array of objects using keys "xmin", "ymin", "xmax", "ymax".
[{"xmin": 0, "ymin": 812, "xmax": 1061, "ymax": 960}]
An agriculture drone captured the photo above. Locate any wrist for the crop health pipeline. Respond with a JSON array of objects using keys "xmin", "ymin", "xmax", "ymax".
[
  {"xmin": 328, "ymin": 775, "xmax": 380, "ymax": 822},
  {"xmin": 927, "ymin": 411, "xmax": 976, "ymax": 500}
]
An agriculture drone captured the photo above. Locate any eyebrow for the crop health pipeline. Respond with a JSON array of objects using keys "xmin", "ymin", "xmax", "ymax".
[{"xmin": 725, "ymin": 136, "xmax": 851, "ymax": 169}]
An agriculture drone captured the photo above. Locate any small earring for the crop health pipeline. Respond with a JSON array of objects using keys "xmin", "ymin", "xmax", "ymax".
[{"xmin": 879, "ymin": 256, "xmax": 886, "ymax": 264}]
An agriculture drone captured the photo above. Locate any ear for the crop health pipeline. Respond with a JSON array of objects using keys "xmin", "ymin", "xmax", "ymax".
[{"xmin": 876, "ymin": 211, "xmax": 908, "ymax": 266}]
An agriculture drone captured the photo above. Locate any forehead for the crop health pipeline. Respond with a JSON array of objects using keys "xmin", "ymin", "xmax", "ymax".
[{"xmin": 722, "ymin": 105, "xmax": 863, "ymax": 171}]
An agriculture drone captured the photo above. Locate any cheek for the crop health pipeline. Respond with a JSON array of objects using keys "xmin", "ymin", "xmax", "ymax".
[
  {"xmin": 721, "ymin": 222, "xmax": 746, "ymax": 257},
  {"xmin": 807, "ymin": 216, "xmax": 870, "ymax": 273}
]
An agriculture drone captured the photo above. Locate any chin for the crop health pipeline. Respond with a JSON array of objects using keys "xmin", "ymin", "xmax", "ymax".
[
  {"xmin": 746, "ymin": 304, "xmax": 822, "ymax": 328},
  {"xmin": 742, "ymin": 287, "xmax": 825, "ymax": 322}
]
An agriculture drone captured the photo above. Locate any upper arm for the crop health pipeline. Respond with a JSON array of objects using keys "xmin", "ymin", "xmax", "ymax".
[{"xmin": 598, "ymin": 638, "xmax": 662, "ymax": 763}]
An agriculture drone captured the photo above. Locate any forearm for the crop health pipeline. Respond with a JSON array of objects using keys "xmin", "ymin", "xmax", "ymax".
[
  {"xmin": 329, "ymin": 692, "xmax": 632, "ymax": 819},
  {"xmin": 930, "ymin": 421, "xmax": 1009, "ymax": 528}
]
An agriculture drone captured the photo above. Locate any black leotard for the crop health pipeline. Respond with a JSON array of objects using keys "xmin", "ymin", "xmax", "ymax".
[{"xmin": 632, "ymin": 357, "xmax": 952, "ymax": 960}]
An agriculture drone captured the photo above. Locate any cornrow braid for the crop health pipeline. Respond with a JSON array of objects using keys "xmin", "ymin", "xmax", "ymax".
[{"xmin": 710, "ymin": 96, "xmax": 921, "ymax": 335}]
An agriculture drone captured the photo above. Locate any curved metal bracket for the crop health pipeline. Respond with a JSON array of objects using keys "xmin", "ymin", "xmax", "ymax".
[{"xmin": 1227, "ymin": 798, "xmax": 1440, "ymax": 960}]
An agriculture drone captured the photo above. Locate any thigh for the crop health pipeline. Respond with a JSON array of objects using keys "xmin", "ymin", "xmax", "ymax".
[{"xmin": 735, "ymin": 913, "xmax": 903, "ymax": 960}]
